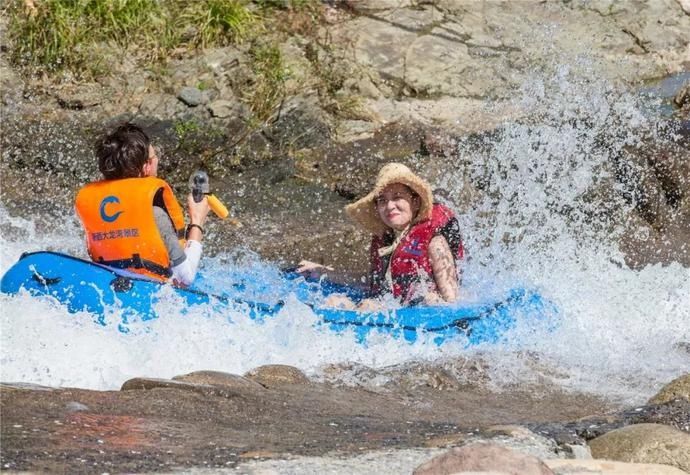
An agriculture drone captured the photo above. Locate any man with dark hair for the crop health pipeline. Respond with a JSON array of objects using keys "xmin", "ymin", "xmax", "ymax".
[
  {"xmin": 95, "ymin": 123, "xmax": 152, "ymax": 179},
  {"xmin": 75, "ymin": 123, "xmax": 210, "ymax": 286}
]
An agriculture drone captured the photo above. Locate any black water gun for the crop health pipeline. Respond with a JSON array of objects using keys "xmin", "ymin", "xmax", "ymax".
[{"xmin": 189, "ymin": 170, "xmax": 229, "ymax": 219}]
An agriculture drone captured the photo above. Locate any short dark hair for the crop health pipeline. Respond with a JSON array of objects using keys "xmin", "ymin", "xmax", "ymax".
[{"xmin": 95, "ymin": 123, "xmax": 150, "ymax": 179}]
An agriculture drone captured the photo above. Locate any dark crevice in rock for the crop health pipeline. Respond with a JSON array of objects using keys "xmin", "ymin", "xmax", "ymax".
[{"xmin": 621, "ymin": 27, "xmax": 650, "ymax": 54}]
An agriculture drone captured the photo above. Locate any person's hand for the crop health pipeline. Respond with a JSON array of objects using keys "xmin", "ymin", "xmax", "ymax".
[
  {"xmin": 324, "ymin": 294, "xmax": 356, "ymax": 309},
  {"xmin": 187, "ymin": 192, "xmax": 210, "ymax": 227},
  {"xmin": 295, "ymin": 260, "xmax": 333, "ymax": 280},
  {"xmin": 186, "ymin": 193, "xmax": 210, "ymax": 242},
  {"xmin": 356, "ymin": 298, "xmax": 383, "ymax": 312},
  {"xmin": 423, "ymin": 291, "xmax": 447, "ymax": 306}
]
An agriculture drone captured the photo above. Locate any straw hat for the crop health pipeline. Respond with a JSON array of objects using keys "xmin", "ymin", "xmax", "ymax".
[{"xmin": 345, "ymin": 163, "xmax": 433, "ymax": 235}]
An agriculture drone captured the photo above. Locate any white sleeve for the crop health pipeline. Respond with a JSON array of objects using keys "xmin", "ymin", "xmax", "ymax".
[{"xmin": 170, "ymin": 240, "xmax": 202, "ymax": 286}]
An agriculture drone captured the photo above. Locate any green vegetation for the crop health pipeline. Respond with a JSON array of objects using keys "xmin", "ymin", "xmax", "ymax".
[
  {"xmin": 6, "ymin": 0, "xmax": 258, "ymax": 78},
  {"xmin": 7, "ymin": 0, "xmax": 360, "ymax": 143},
  {"xmin": 180, "ymin": 0, "xmax": 257, "ymax": 48},
  {"xmin": 246, "ymin": 42, "xmax": 289, "ymax": 123},
  {"xmin": 173, "ymin": 119, "xmax": 201, "ymax": 144}
]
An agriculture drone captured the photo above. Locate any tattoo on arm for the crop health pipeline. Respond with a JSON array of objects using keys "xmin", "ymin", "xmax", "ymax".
[{"xmin": 428, "ymin": 236, "xmax": 459, "ymax": 302}]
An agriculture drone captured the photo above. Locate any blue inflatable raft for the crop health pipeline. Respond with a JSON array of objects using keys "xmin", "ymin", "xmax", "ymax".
[{"xmin": 0, "ymin": 251, "xmax": 553, "ymax": 345}]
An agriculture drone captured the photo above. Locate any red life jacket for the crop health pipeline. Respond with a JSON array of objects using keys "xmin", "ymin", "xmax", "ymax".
[
  {"xmin": 369, "ymin": 203, "xmax": 464, "ymax": 303},
  {"xmin": 75, "ymin": 177, "xmax": 186, "ymax": 281}
]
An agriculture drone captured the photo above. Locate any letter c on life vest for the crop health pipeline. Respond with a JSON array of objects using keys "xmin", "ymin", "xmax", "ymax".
[{"xmin": 100, "ymin": 195, "xmax": 123, "ymax": 222}]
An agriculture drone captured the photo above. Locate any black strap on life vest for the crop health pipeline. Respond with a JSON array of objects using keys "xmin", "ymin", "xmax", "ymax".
[{"xmin": 98, "ymin": 254, "xmax": 172, "ymax": 278}]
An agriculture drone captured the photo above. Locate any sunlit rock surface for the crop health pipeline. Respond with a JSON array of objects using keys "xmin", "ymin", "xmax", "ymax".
[
  {"xmin": 412, "ymin": 442, "xmax": 555, "ymax": 475},
  {"xmin": 649, "ymin": 373, "xmax": 690, "ymax": 405},
  {"xmin": 244, "ymin": 364, "xmax": 311, "ymax": 387},
  {"xmin": 589, "ymin": 423, "xmax": 690, "ymax": 473}
]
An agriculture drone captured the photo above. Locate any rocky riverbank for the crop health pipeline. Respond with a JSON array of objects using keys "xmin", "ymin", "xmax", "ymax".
[{"xmin": 1, "ymin": 368, "xmax": 689, "ymax": 473}]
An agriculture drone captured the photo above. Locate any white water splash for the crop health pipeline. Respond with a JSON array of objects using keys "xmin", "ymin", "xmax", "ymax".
[
  {"xmin": 1, "ymin": 66, "xmax": 689, "ymax": 405},
  {"xmin": 437, "ymin": 63, "xmax": 690, "ymax": 401}
]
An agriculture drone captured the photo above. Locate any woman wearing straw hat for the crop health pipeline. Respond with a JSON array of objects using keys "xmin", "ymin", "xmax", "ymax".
[{"xmin": 297, "ymin": 163, "xmax": 464, "ymax": 309}]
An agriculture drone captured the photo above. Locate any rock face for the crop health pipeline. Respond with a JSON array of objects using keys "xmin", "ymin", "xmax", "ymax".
[
  {"xmin": 413, "ymin": 442, "xmax": 555, "ymax": 475},
  {"xmin": 649, "ymin": 373, "xmax": 690, "ymax": 405},
  {"xmin": 172, "ymin": 370, "xmax": 265, "ymax": 392},
  {"xmin": 588, "ymin": 423, "xmax": 690, "ymax": 473},
  {"xmin": 329, "ymin": 0, "xmax": 690, "ymax": 133},
  {"xmin": 244, "ymin": 364, "xmax": 311, "ymax": 387}
]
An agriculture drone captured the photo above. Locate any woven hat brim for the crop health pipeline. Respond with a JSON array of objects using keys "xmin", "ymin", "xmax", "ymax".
[{"xmin": 345, "ymin": 168, "xmax": 433, "ymax": 235}]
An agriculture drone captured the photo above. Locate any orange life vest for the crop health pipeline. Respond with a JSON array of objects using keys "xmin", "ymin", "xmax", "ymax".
[{"xmin": 75, "ymin": 177, "xmax": 186, "ymax": 280}]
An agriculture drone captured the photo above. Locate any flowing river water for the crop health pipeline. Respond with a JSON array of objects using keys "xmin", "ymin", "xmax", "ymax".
[{"xmin": 1, "ymin": 63, "xmax": 689, "ymax": 472}]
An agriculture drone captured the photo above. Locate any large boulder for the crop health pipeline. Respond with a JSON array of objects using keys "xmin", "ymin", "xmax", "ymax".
[
  {"xmin": 588, "ymin": 423, "xmax": 690, "ymax": 473},
  {"xmin": 413, "ymin": 442, "xmax": 554, "ymax": 475}
]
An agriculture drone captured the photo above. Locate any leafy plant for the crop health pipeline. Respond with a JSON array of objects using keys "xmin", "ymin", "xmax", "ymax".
[
  {"xmin": 174, "ymin": 119, "xmax": 201, "ymax": 143},
  {"xmin": 177, "ymin": 0, "xmax": 257, "ymax": 48},
  {"xmin": 246, "ymin": 42, "xmax": 289, "ymax": 123}
]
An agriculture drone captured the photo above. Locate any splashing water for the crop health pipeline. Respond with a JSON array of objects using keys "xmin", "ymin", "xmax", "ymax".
[
  {"xmin": 1, "ymin": 66, "xmax": 688, "ymax": 405},
  {"xmin": 439, "ymin": 63, "xmax": 690, "ymax": 401}
]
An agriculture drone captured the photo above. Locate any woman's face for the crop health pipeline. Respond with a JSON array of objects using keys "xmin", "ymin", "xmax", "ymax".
[{"xmin": 375, "ymin": 183, "xmax": 420, "ymax": 231}]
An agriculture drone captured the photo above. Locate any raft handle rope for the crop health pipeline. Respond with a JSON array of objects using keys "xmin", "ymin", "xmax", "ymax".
[{"xmin": 30, "ymin": 271, "xmax": 61, "ymax": 287}]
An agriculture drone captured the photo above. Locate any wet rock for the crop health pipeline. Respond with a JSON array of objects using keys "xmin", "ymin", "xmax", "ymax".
[
  {"xmin": 546, "ymin": 459, "xmax": 688, "ymax": 474},
  {"xmin": 413, "ymin": 442, "xmax": 555, "ymax": 475},
  {"xmin": 588, "ymin": 423, "xmax": 690, "ymax": 473},
  {"xmin": 0, "ymin": 377, "xmax": 615, "ymax": 473},
  {"xmin": 172, "ymin": 370, "xmax": 265, "ymax": 392},
  {"xmin": 120, "ymin": 377, "xmax": 245, "ymax": 399},
  {"xmin": 178, "ymin": 86, "xmax": 204, "ymax": 107},
  {"xmin": 616, "ymin": 137, "xmax": 690, "ymax": 268},
  {"xmin": 420, "ymin": 130, "xmax": 458, "ymax": 158},
  {"xmin": 0, "ymin": 382, "xmax": 54, "ymax": 391},
  {"xmin": 674, "ymin": 82, "xmax": 690, "ymax": 109},
  {"xmin": 244, "ymin": 364, "xmax": 310, "ymax": 387},
  {"xmin": 121, "ymin": 377, "xmax": 207, "ymax": 391},
  {"xmin": 649, "ymin": 374, "xmax": 690, "ymax": 405},
  {"xmin": 268, "ymin": 95, "xmax": 332, "ymax": 149},
  {"xmin": 529, "ymin": 398, "xmax": 690, "ymax": 451},
  {"xmin": 674, "ymin": 342, "xmax": 690, "ymax": 355}
]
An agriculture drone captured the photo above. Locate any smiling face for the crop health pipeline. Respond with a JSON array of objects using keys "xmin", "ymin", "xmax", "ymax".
[{"xmin": 375, "ymin": 183, "xmax": 420, "ymax": 231}]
